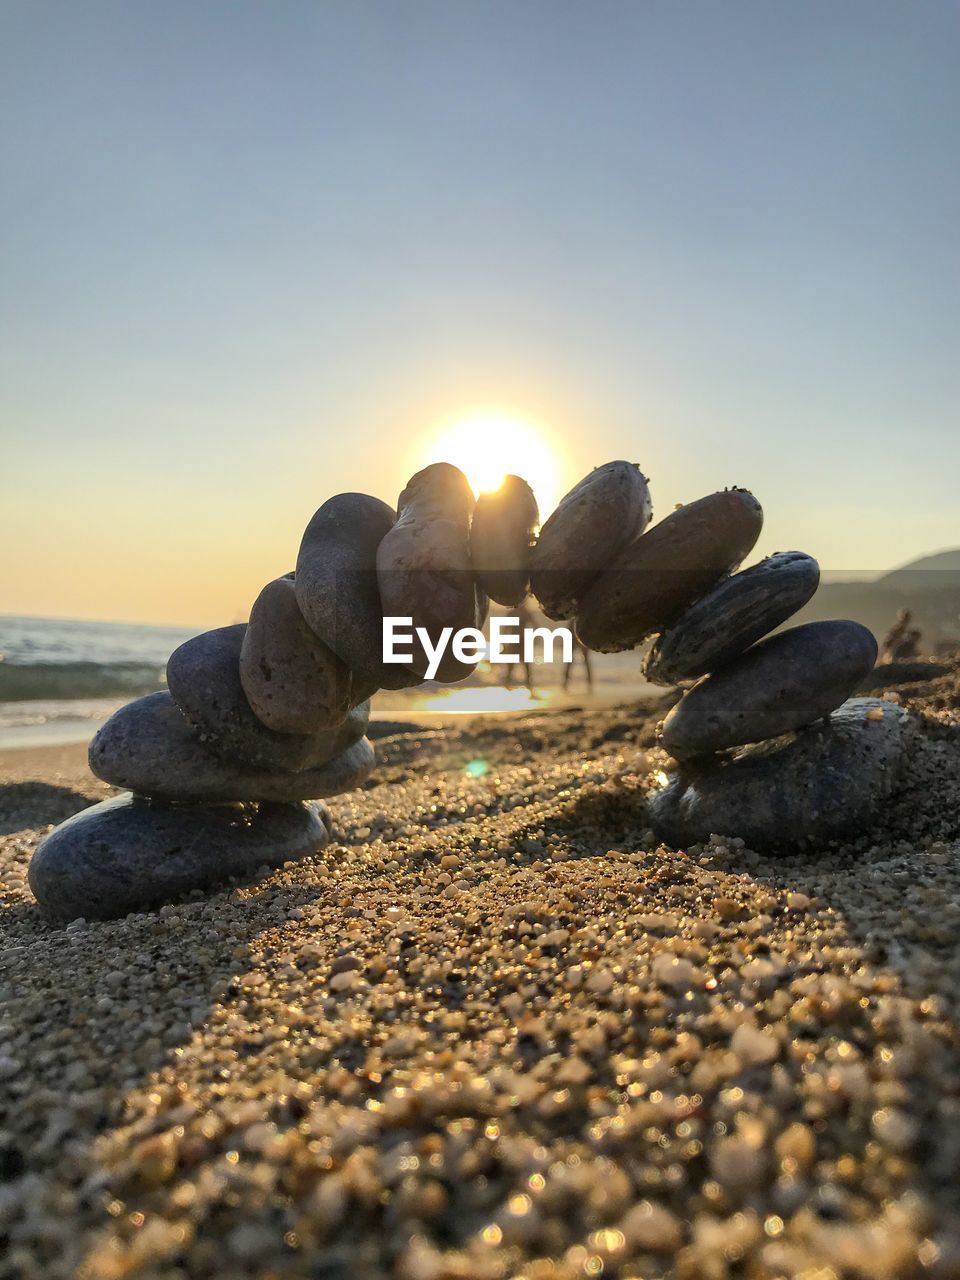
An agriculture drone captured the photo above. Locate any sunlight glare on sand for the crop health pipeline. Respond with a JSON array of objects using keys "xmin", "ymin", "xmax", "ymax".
[
  {"xmin": 415, "ymin": 685, "xmax": 558, "ymax": 715},
  {"xmin": 416, "ymin": 410, "xmax": 564, "ymax": 513}
]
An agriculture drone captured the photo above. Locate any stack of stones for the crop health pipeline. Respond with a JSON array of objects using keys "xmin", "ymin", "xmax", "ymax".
[
  {"xmin": 27, "ymin": 462, "xmax": 538, "ymax": 922},
  {"xmin": 29, "ymin": 457, "xmax": 902, "ymax": 922},
  {"xmin": 524, "ymin": 464, "xmax": 904, "ymax": 849}
]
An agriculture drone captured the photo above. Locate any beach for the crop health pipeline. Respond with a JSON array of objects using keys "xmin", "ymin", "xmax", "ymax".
[
  {"xmin": 2, "ymin": 666, "xmax": 959, "ymax": 1279},
  {"xmin": 5, "ymin": 1, "xmax": 959, "ymax": 1273}
]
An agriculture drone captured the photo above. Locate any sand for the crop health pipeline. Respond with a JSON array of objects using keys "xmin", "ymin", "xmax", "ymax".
[{"xmin": 1, "ymin": 669, "xmax": 959, "ymax": 1279}]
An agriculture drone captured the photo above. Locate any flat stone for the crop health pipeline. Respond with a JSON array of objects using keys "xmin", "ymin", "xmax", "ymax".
[
  {"xmin": 296, "ymin": 493, "xmax": 421, "ymax": 691},
  {"xmin": 89, "ymin": 692, "xmax": 375, "ymax": 801},
  {"xmin": 647, "ymin": 698, "xmax": 907, "ymax": 850},
  {"xmin": 644, "ymin": 551, "xmax": 821, "ymax": 684},
  {"xmin": 576, "ymin": 488, "xmax": 763, "ymax": 652},
  {"xmin": 470, "ymin": 475, "xmax": 539, "ymax": 607},
  {"xmin": 240, "ymin": 575, "xmax": 354, "ymax": 734},
  {"xmin": 530, "ymin": 461, "xmax": 652, "ymax": 620},
  {"xmin": 167, "ymin": 624, "xmax": 370, "ymax": 771},
  {"xmin": 660, "ymin": 620, "xmax": 878, "ymax": 760},
  {"xmin": 28, "ymin": 793, "xmax": 332, "ymax": 922}
]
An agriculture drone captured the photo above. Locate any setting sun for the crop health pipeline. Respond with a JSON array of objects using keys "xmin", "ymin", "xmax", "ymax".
[{"xmin": 417, "ymin": 410, "xmax": 565, "ymax": 516}]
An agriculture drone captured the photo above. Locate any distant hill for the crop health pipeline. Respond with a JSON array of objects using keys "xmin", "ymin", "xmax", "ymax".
[
  {"xmin": 878, "ymin": 548, "xmax": 960, "ymax": 587},
  {"xmin": 795, "ymin": 549, "xmax": 960, "ymax": 649}
]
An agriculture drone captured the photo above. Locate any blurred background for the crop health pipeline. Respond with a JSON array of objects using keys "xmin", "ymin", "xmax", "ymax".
[{"xmin": 1, "ymin": 1, "xmax": 958, "ymax": 741}]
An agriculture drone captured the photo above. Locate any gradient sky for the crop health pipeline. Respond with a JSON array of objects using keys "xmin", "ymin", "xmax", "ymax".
[{"xmin": 2, "ymin": 1, "xmax": 958, "ymax": 625}]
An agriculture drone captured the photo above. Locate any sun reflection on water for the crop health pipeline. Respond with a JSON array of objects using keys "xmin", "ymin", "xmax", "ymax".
[{"xmin": 414, "ymin": 686, "xmax": 558, "ymax": 716}]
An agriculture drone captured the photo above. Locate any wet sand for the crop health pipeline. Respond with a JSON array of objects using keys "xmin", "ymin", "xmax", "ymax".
[{"xmin": 1, "ymin": 670, "xmax": 959, "ymax": 1278}]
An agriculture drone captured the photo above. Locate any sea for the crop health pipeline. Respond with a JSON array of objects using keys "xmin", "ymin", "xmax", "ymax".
[
  {"xmin": 0, "ymin": 613, "xmax": 655, "ymax": 751},
  {"xmin": 0, "ymin": 615, "xmax": 200, "ymax": 749}
]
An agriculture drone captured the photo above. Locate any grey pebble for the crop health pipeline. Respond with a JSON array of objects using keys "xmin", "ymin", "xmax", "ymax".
[
  {"xmin": 28, "ymin": 793, "xmax": 332, "ymax": 922},
  {"xmin": 575, "ymin": 488, "xmax": 763, "ymax": 652},
  {"xmin": 89, "ymin": 692, "xmax": 374, "ymax": 802},
  {"xmin": 647, "ymin": 697, "xmax": 907, "ymax": 850},
  {"xmin": 240, "ymin": 575, "xmax": 355, "ymax": 734},
  {"xmin": 530, "ymin": 461, "xmax": 652, "ymax": 621},
  {"xmin": 167, "ymin": 624, "xmax": 370, "ymax": 771},
  {"xmin": 644, "ymin": 551, "xmax": 821, "ymax": 685},
  {"xmin": 660, "ymin": 619, "xmax": 878, "ymax": 760},
  {"xmin": 296, "ymin": 492, "xmax": 421, "ymax": 691}
]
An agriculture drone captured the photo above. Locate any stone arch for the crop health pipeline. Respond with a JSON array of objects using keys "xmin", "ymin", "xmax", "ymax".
[{"xmin": 28, "ymin": 460, "xmax": 896, "ymax": 922}]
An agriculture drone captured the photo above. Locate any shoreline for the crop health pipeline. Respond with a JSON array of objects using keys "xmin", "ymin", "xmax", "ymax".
[{"xmin": 0, "ymin": 668, "xmax": 659, "ymax": 753}]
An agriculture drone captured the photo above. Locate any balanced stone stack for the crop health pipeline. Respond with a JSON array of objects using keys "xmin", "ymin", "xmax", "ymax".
[
  {"xmin": 29, "ymin": 456, "xmax": 900, "ymax": 922},
  {"xmin": 28, "ymin": 464, "xmax": 490, "ymax": 921},
  {"xmin": 521, "ymin": 464, "xmax": 904, "ymax": 850}
]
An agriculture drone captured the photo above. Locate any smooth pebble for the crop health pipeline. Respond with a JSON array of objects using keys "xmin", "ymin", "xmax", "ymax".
[
  {"xmin": 576, "ymin": 488, "xmax": 763, "ymax": 652},
  {"xmin": 167, "ymin": 624, "xmax": 370, "ymax": 771},
  {"xmin": 660, "ymin": 619, "xmax": 878, "ymax": 760},
  {"xmin": 240, "ymin": 575, "xmax": 354, "ymax": 734},
  {"xmin": 644, "ymin": 550, "xmax": 820, "ymax": 685},
  {"xmin": 530, "ymin": 461, "xmax": 652, "ymax": 621},
  {"xmin": 89, "ymin": 692, "xmax": 374, "ymax": 802},
  {"xmin": 28, "ymin": 793, "xmax": 332, "ymax": 922},
  {"xmin": 296, "ymin": 492, "xmax": 421, "ymax": 691},
  {"xmin": 648, "ymin": 697, "xmax": 906, "ymax": 850}
]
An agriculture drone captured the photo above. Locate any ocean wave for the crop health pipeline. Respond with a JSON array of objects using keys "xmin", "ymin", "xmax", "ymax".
[{"xmin": 0, "ymin": 661, "xmax": 166, "ymax": 702}]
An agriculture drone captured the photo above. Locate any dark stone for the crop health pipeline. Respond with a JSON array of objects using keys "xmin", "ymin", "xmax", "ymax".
[
  {"xmin": 377, "ymin": 464, "xmax": 487, "ymax": 683},
  {"xmin": 644, "ymin": 551, "xmax": 821, "ymax": 685},
  {"xmin": 89, "ymin": 692, "xmax": 374, "ymax": 801},
  {"xmin": 530, "ymin": 461, "xmax": 652, "ymax": 621},
  {"xmin": 28, "ymin": 793, "xmax": 332, "ymax": 922},
  {"xmin": 0, "ymin": 1141, "xmax": 25, "ymax": 1181},
  {"xmin": 647, "ymin": 698, "xmax": 907, "ymax": 850},
  {"xmin": 240, "ymin": 575, "xmax": 354, "ymax": 734},
  {"xmin": 660, "ymin": 620, "xmax": 878, "ymax": 760},
  {"xmin": 296, "ymin": 492, "xmax": 421, "ymax": 691},
  {"xmin": 395, "ymin": 462, "xmax": 475, "ymax": 525},
  {"xmin": 576, "ymin": 488, "xmax": 763, "ymax": 652},
  {"xmin": 470, "ymin": 475, "xmax": 539, "ymax": 607},
  {"xmin": 166, "ymin": 624, "xmax": 369, "ymax": 771}
]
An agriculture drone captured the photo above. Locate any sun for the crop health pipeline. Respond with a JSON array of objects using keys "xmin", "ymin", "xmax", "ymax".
[{"xmin": 417, "ymin": 410, "xmax": 564, "ymax": 517}]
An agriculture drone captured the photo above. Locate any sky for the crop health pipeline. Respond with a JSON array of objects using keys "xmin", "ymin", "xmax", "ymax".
[{"xmin": 1, "ymin": 1, "xmax": 958, "ymax": 626}]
